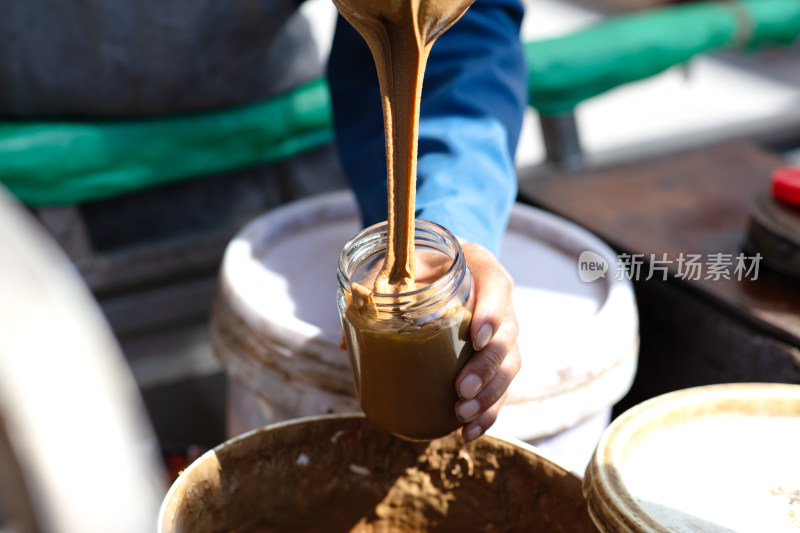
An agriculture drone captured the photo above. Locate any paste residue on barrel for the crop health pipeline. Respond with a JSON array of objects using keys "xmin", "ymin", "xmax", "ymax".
[{"xmin": 169, "ymin": 417, "xmax": 596, "ymax": 532}]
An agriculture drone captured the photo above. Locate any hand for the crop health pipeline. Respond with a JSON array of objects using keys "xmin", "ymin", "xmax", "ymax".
[{"xmin": 454, "ymin": 243, "xmax": 521, "ymax": 442}]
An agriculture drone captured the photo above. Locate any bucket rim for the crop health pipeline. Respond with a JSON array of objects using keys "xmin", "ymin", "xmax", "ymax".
[
  {"xmin": 158, "ymin": 412, "xmax": 584, "ymax": 532},
  {"xmin": 583, "ymin": 382, "xmax": 800, "ymax": 533},
  {"xmin": 157, "ymin": 413, "xmax": 363, "ymax": 533}
]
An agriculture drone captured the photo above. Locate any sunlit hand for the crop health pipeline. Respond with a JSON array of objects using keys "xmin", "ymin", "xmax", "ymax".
[{"xmin": 454, "ymin": 243, "xmax": 521, "ymax": 442}]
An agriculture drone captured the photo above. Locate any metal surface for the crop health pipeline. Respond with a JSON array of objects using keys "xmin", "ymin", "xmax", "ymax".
[
  {"xmin": 540, "ymin": 113, "xmax": 585, "ymax": 170},
  {"xmin": 518, "ymin": 142, "xmax": 800, "ymax": 412},
  {"xmin": 519, "ymin": 141, "xmax": 800, "ymax": 346},
  {"xmin": 745, "ymin": 191, "xmax": 800, "ymax": 278}
]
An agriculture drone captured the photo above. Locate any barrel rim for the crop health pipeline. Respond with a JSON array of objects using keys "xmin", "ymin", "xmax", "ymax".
[
  {"xmin": 157, "ymin": 412, "xmax": 584, "ymax": 532},
  {"xmin": 583, "ymin": 382, "xmax": 800, "ymax": 532}
]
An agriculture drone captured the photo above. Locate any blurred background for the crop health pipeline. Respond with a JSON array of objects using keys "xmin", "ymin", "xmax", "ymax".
[{"xmin": 1, "ymin": 0, "xmax": 799, "ymax": 530}]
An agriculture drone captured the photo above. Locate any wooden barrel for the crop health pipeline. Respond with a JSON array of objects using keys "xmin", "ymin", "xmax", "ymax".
[
  {"xmin": 584, "ymin": 383, "xmax": 800, "ymax": 532},
  {"xmin": 159, "ymin": 414, "xmax": 599, "ymax": 532},
  {"xmin": 211, "ymin": 191, "xmax": 639, "ymax": 471}
]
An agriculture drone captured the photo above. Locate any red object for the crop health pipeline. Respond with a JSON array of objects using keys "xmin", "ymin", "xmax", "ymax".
[{"xmin": 772, "ymin": 167, "xmax": 800, "ymax": 207}]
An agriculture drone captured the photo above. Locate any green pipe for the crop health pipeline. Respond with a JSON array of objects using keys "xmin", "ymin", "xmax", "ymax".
[
  {"xmin": 0, "ymin": 79, "xmax": 334, "ymax": 206},
  {"xmin": 526, "ymin": 0, "xmax": 800, "ymax": 115},
  {"xmin": 1, "ymin": 0, "xmax": 799, "ymax": 206}
]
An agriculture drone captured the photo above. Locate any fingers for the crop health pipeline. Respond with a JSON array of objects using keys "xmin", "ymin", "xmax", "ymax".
[
  {"xmin": 455, "ymin": 333, "xmax": 521, "ymax": 439},
  {"xmin": 461, "ymin": 390, "xmax": 510, "ymax": 442},
  {"xmin": 461, "ymin": 243, "xmax": 513, "ymax": 351},
  {"xmin": 455, "ymin": 242, "xmax": 521, "ymax": 442},
  {"xmin": 456, "ymin": 300, "xmax": 519, "ymax": 398}
]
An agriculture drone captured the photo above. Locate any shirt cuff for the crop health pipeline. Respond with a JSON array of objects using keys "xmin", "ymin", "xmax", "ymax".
[{"xmin": 414, "ymin": 115, "xmax": 517, "ymax": 256}]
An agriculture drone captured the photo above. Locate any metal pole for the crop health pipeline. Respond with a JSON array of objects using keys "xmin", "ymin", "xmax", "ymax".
[{"xmin": 540, "ymin": 113, "xmax": 584, "ymax": 171}]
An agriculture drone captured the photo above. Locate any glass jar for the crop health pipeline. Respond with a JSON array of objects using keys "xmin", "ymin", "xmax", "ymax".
[{"xmin": 336, "ymin": 219, "xmax": 474, "ymax": 441}]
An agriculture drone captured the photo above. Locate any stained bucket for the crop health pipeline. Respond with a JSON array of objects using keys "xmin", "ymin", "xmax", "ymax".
[
  {"xmin": 584, "ymin": 383, "xmax": 800, "ymax": 532},
  {"xmin": 211, "ymin": 190, "xmax": 638, "ymax": 471},
  {"xmin": 158, "ymin": 414, "xmax": 598, "ymax": 533}
]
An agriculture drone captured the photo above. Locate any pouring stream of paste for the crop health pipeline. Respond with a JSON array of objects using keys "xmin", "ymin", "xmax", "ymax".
[{"xmin": 332, "ymin": 0, "xmax": 474, "ymax": 295}]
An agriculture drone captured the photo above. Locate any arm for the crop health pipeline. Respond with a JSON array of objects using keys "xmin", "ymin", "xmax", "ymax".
[
  {"xmin": 327, "ymin": 0, "xmax": 527, "ymax": 256},
  {"xmin": 327, "ymin": 0, "xmax": 527, "ymax": 441}
]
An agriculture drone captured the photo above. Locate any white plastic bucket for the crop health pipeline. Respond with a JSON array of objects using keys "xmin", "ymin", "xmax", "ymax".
[
  {"xmin": 584, "ymin": 383, "xmax": 800, "ymax": 532},
  {"xmin": 0, "ymin": 188, "xmax": 165, "ymax": 533},
  {"xmin": 211, "ymin": 190, "xmax": 639, "ymax": 469}
]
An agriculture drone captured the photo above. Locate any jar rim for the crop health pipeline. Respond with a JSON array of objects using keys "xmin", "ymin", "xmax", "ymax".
[{"xmin": 337, "ymin": 219, "xmax": 467, "ymax": 313}]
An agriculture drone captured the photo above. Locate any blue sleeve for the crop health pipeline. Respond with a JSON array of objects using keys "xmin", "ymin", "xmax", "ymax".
[{"xmin": 326, "ymin": 0, "xmax": 527, "ymax": 256}]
